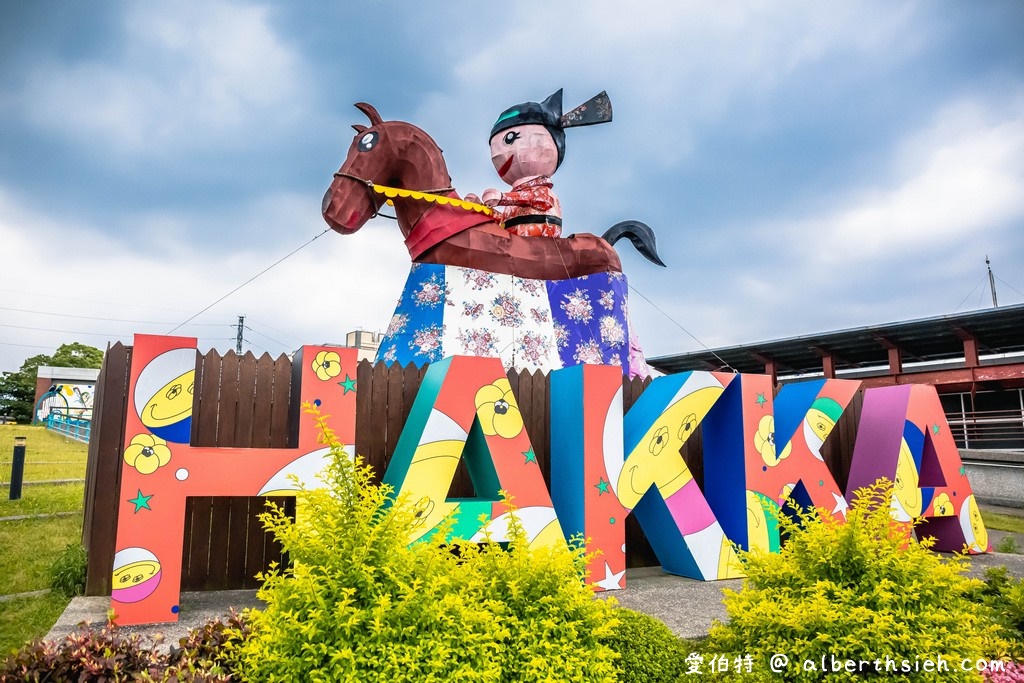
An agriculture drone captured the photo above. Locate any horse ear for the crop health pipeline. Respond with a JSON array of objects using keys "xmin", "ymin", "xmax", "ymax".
[
  {"xmin": 354, "ymin": 102, "xmax": 384, "ymax": 126},
  {"xmin": 352, "ymin": 124, "xmax": 368, "ymax": 133}
]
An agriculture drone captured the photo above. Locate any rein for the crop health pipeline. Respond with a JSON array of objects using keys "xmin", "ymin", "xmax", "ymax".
[{"xmin": 333, "ymin": 172, "xmax": 494, "ymax": 218}]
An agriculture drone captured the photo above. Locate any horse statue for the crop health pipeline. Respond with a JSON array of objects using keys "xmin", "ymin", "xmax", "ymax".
[{"xmin": 322, "ymin": 103, "xmax": 664, "ymax": 378}]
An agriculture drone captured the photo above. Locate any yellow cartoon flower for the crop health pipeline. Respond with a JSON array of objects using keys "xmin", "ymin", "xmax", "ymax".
[
  {"xmin": 677, "ymin": 413, "xmax": 698, "ymax": 441},
  {"xmin": 755, "ymin": 415, "xmax": 791, "ymax": 467},
  {"xmin": 124, "ymin": 433, "xmax": 171, "ymax": 475},
  {"xmin": 474, "ymin": 378, "xmax": 523, "ymax": 439},
  {"xmin": 649, "ymin": 426, "xmax": 671, "ymax": 456},
  {"xmin": 311, "ymin": 350, "xmax": 342, "ymax": 381}
]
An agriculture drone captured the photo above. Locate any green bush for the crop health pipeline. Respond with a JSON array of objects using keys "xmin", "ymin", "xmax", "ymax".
[
  {"xmin": 705, "ymin": 479, "xmax": 1002, "ymax": 682},
  {"xmin": 969, "ymin": 567, "xmax": 1024, "ymax": 660},
  {"xmin": 995, "ymin": 536, "xmax": 1020, "ymax": 554},
  {"xmin": 165, "ymin": 610, "xmax": 249, "ymax": 681},
  {"xmin": 599, "ymin": 607, "xmax": 689, "ymax": 683},
  {"xmin": 226, "ymin": 406, "xmax": 618, "ymax": 682},
  {"xmin": 48, "ymin": 542, "xmax": 87, "ymax": 598}
]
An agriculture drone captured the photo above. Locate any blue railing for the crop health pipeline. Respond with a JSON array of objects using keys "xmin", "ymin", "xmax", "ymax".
[{"xmin": 44, "ymin": 409, "xmax": 93, "ymax": 443}]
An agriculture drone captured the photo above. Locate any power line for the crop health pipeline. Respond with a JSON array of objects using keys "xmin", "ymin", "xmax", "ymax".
[
  {"xmin": 0, "ymin": 323, "xmax": 136, "ymax": 338},
  {"xmin": 626, "ymin": 282, "xmax": 737, "ymax": 372},
  {"xmin": 244, "ymin": 319, "xmax": 305, "ymax": 346},
  {"xmin": 167, "ymin": 228, "xmax": 331, "ymax": 335},
  {"xmin": 0, "ymin": 306, "xmax": 227, "ymax": 326},
  {"xmin": 0, "ymin": 287, "xmax": 235, "ymax": 319},
  {"xmin": 953, "ymin": 274, "xmax": 987, "ymax": 313},
  {"xmin": 243, "ymin": 337, "xmax": 268, "ymax": 354},
  {"xmin": 0, "ymin": 341, "xmax": 57, "ymax": 351},
  {"xmin": 995, "ymin": 275, "xmax": 1024, "ymax": 300},
  {"xmin": 244, "ymin": 325, "xmax": 290, "ymax": 349}
]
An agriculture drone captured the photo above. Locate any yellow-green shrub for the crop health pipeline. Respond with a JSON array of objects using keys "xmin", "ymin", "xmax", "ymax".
[
  {"xmin": 599, "ymin": 607, "xmax": 689, "ymax": 683},
  {"xmin": 705, "ymin": 480, "xmax": 1002, "ymax": 682},
  {"xmin": 969, "ymin": 567, "xmax": 1024, "ymax": 659},
  {"xmin": 226, "ymin": 407, "xmax": 618, "ymax": 682}
]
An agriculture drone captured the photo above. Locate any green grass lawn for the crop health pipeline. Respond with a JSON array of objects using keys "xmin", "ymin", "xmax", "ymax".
[
  {"xmin": 0, "ymin": 593, "xmax": 71, "ymax": 656},
  {"xmin": 0, "ymin": 516, "xmax": 83, "ymax": 595},
  {"xmin": 983, "ymin": 510, "xmax": 1024, "ymax": 535},
  {"xmin": 0, "ymin": 426, "xmax": 88, "ymax": 655}
]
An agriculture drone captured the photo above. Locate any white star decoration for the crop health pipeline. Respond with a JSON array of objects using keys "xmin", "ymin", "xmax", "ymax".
[
  {"xmin": 594, "ymin": 562, "xmax": 626, "ymax": 590},
  {"xmin": 831, "ymin": 491, "xmax": 849, "ymax": 517}
]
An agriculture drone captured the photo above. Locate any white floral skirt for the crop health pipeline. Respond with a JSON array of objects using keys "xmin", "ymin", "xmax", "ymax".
[{"xmin": 377, "ymin": 263, "xmax": 649, "ymax": 377}]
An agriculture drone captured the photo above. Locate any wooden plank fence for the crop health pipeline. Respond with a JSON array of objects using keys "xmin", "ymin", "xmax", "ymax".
[{"xmin": 82, "ymin": 344, "xmax": 861, "ymax": 596}]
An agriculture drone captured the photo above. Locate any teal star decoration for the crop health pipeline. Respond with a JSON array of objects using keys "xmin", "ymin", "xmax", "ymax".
[
  {"xmin": 595, "ymin": 477, "xmax": 610, "ymax": 495},
  {"xmin": 523, "ymin": 448, "xmax": 537, "ymax": 464},
  {"xmin": 959, "ymin": 466, "xmax": 966, "ymax": 476},
  {"xmin": 755, "ymin": 392, "xmax": 767, "ymax": 407},
  {"xmin": 128, "ymin": 489, "xmax": 153, "ymax": 513},
  {"xmin": 931, "ymin": 424, "xmax": 940, "ymax": 435},
  {"xmin": 338, "ymin": 375, "xmax": 357, "ymax": 394}
]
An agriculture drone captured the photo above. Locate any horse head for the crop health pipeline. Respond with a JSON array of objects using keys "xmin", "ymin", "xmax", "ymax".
[{"xmin": 322, "ymin": 103, "xmax": 452, "ymax": 237}]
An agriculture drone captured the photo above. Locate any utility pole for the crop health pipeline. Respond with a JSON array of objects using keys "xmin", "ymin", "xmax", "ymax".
[
  {"xmin": 986, "ymin": 256, "xmax": 998, "ymax": 308},
  {"xmin": 236, "ymin": 315, "xmax": 245, "ymax": 354}
]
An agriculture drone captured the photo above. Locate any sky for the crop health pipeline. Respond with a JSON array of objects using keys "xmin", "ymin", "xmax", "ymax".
[{"xmin": 1, "ymin": 1, "xmax": 1023, "ymax": 374}]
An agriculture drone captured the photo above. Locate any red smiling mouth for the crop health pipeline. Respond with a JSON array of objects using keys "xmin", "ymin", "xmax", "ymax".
[{"xmin": 498, "ymin": 156, "xmax": 514, "ymax": 178}]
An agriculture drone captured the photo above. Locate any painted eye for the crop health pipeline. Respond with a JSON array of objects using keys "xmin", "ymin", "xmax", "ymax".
[
  {"xmin": 358, "ymin": 131, "xmax": 379, "ymax": 152},
  {"xmin": 166, "ymin": 384, "xmax": 182, "ymax": 400},
  {"xmin": 503, "ymin": 130, "xmax": 520, "ymax": 145}
]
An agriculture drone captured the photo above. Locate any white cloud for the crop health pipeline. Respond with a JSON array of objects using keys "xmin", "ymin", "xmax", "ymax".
[
  {"xmin": 0, "ymin": 189, "xmax": 409, "ymax": 371},
  {"xmin": 674, "ymin": 94, "xmax": 1024, "ymax": 346},
  {"xmin": 15, "ymin": 1, "xmax": 306, "ymax": 158},
  {"xmin": 440, "ymin": 0, "xmax": 920, "ymax": 169},
  {"xmin": 789, "ymin": 95, "xmax": 1024, "ymax": 265}
]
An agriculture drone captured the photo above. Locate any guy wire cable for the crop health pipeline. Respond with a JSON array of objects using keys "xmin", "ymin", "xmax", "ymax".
[{"xmin": 167, "ymin": 228, "xmax": 331, "ymax": 335}]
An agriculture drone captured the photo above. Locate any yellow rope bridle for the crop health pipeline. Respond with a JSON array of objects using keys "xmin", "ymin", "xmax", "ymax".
[{"xmin": 370, "ymin": 183, "xmax": 494, "ymax": 216}]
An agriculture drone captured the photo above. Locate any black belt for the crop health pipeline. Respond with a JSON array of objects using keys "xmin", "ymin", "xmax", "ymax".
[{"xmin": 503, "ymin": 214, "xmax": 563, "ymax": 228}]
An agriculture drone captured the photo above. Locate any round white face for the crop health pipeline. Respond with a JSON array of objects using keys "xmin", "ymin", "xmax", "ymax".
[{"xmin": 489, "ymin": 124, "xmax": 558, "ymax": 184}]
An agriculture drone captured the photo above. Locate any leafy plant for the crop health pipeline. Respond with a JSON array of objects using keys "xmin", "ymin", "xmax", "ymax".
[
  {"xmin": 995, "ymin": 536, "xmax": 1020, "ymax": 554},
  {"xmin": 48, "ymin": 542, "xmax": 87, "ymax": 598},
  {"xmin": 600, "ymin": 607, "xmax": 689, "ymax": 683},
  {"xmin": 982, "ymin": 659, "xmax": 1024, "ymax": 683},
  {"xmin": 164, "ymin": 611, "xmax": 250, "ymax": 681},
  {"xmin": 969, "ymin": 567, "xmax": 1024, "ymax": 659},
  {"xmin": 0, "ymin": 618, "xmax": 166, "ymax": 681},
  {"xmin": 227, "ymin": 405, "xmax": 618, "ymax": 682},
  {"xmin": 705, "ymin": 479, "xmax": 1003, "ymax": 682},
  {"xmin": 1, "ymin": 612, "xmax": 252, "ymax": 681}
]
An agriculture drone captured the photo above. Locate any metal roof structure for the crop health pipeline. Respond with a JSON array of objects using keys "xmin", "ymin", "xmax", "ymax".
[{"xmin": 647, "ymin": 303, "xmax": 1024, "ymax": 377}]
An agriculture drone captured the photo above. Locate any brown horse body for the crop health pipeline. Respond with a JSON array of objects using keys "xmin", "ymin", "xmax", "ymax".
[{"xmin": 322, "ymin": 103, "xmax": 624, "ymax": 280}]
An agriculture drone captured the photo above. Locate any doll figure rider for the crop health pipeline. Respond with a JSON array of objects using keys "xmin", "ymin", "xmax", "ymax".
[{"xmin": 470, "ymin": 89, "xmax": 613, "ymax": 238}]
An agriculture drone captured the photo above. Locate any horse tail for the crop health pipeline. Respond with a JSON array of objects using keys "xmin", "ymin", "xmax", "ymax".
[{"xmin": 601, "ymin": 220, "xmax": 666, "ymax": 267}]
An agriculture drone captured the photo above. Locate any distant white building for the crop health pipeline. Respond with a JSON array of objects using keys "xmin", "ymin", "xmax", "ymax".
[
  {"xmin": 294, "ymin": 330, "xmax": 383, "ymax": 364},
  {"xmin": 343, "ymin": 330, "xmax": 383, "ymax": 362},
  {"xmin": 34, "ymin": 366, "xmax": 100, "ymax": 421}
]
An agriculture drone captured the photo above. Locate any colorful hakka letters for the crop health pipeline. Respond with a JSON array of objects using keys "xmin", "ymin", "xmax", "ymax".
[{"xmin": 111, "ymin": 341, "xmax": 989, "ymax": 625}]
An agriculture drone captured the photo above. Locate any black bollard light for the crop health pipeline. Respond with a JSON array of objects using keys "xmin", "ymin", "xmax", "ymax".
[{"xmin": 8, "ymin": 436, "xmax": 26, "ymax": 501}]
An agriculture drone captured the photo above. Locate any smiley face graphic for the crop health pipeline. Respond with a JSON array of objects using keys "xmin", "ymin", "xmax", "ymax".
[
  {"xmin": 617, "ymin": 384, "xmax": 722, "ymax": 510},
  {"xmin": 960, "ymin": 494, "xmax": 989, "ymax": 553},
  {"xmin": 803, "ymin": 397, "xmax": 843, "ymax": 460},
  {"xmin": 890, "ymin": 437, "xmax": 922, "ymax": 522},
  {"xmin": 111, "ymin": 547, "xmax": 162, "ymax": 603},
  {"xmin": 134, "ymin": 348, "xmax": 196, "ymax": 444}
]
